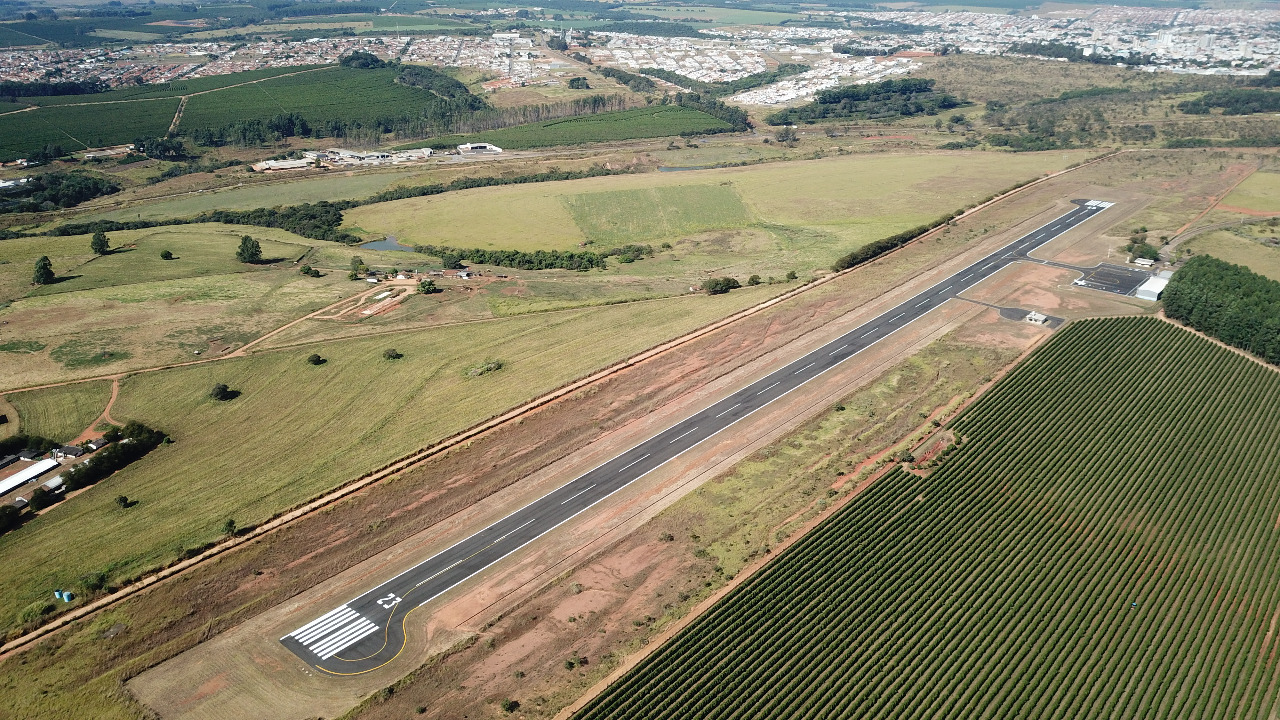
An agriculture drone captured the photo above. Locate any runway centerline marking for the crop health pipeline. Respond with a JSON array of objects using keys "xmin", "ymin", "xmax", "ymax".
[
  {"xmin": 795, "ymin": 362, "xmax": 815, "ymax": 375},
  {"xmin": 714, "ymin": 404, "xmax": 739, "ymax": 418},
  {"xmin": 618, "ymin": 454, "xmax": 650, "ymax": 473},
  {"xmin": 758, "ymin": 381, "xmax": 781, "ymax": 394},
  {"xmin": 669, "ymin": 428, "xmax": 697, "ymax": 444},
  {"xmin": 561, "ymin": 484, "xmax": 596, "ymax": 505}
]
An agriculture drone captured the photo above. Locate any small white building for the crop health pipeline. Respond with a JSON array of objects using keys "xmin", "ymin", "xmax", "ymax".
[
  {"xmin": 1025, "ymin": 310, "xmax": 1048, "ymax": 325},
  {"xmin": 251, "ymin": 158, "xmax": 313, "ymax": 173},
  {"xmin": 1133, "ymin": 257, "xmax": 1156, "ymax": 268},
  {"xmin": 458, "ymin": 142, "xmax": 503, "ymax": 154},
  {"xmin": 1135, "ymin": 275, "xmax": 1170, "ymax": 301}
]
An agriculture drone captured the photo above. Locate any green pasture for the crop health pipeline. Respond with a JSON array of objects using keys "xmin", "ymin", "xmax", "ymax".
[
  {"xmin": 28, "ymin": 66, "xmax": 330, "ymax": 106},
  {"xmin": 565, "ymin": 184, "xmax": 751, "ymax": 244},
  {"xmin": 81, "ymin": 172, "xmax": 413, "ymax": 223},
  {"xmin": 0, "ymin": 284, "xmax": 774, "ymax": 632},
  {"xmin": 1222, "ymin": 171, "xmax": 1280, "ymax": 213},
  {"xmin": 344, "ymin": 150, "xmax": 1093, "ymax": 253},
  {"xmin": 1184, "ymin": 229, "xmax": 1280, "ymax": 281},
  {"xmin": 5, "ymin": 381, "xmax": 112, "ymax": 442},
  {"xmin": 2, "ymin": 226, "xmax": 312, "ymax": 298}
]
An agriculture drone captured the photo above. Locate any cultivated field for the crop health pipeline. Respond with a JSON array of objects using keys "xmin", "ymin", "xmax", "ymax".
[
  {"xmin": 575, "ymin": 316, "xmax": 1280, "ymax": 720},
  {"xmin": 0, "ymin": 100, "xmax": 179, "ymax": 161},
  {"xmin": 400, "ymin": 106, "xmax": 731, "ymax": 151}
]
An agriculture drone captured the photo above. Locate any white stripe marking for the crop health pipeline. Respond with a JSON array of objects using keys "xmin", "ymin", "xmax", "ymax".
[
  {"xmin": 285, "ymin": 605, "xmax": 350, "ymax": 641},
  {"xmin": 916, "ymin": 299, "xmax": 930, "ymax": 307},
  {"xmin": 561, "ymin": 483, "xmax": 596, "ymax": 505},
  {"xmin": 669, "ymin": 427, "xmax": 697, "ymax": 444},
  {"xmin": 619, "ymin": 454, "xmax": 650, "ymax": 473},
  {"xmin": 313, "ymin": 619, "xmax": 378, "ymax": 659},
  {"xmin": 794, "ymin": 362, "xmax": 815, "ymax": 374},
  {"xmin": 319, "ymin": 622, "xmax": 381, "ymax": 660},
  {"xmin": 890, "ymin": 313, "xmax": 905, "ymax": 322},
  {"xmin": 294, "ymin": 608, "xmax": 358, "ymax": 644},
  {"xmin": 715, "ymin": 404, "xmax": 739, "ymax": 418},
  {"xmin": 860, "ymin": 329, "xmax": 877, "ymax": 339},
  {"xmin": 758, "ymin": 381, "xmax": 781, "ymax": 394},
  {"xmin": 495, "ymin": 518, "xmax": 536, "ymax": 544},
  {"xmin": 828, "ymin": 345, "xmax": 848, "ymax": 357}
]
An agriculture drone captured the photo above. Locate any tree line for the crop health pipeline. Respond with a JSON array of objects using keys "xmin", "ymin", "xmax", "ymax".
[
  {"xmin": 0, "ymin": 171, "xmax": 119, "ymax": 214},
  {"xmin": 1006, "ymin": 41, "xmax": 1153, "ymax": 66},
  {"xmin": 414, "ymin": 243, "xmax": 650, "ymax": 271},
  {"xmin": 637, "ymin": 64, "xmax": 808, "ymax": 98},
  {"xmin": 765, "ymin": 78, "xmax": 961, "ymax": 125},
  {"xmin": 1, "ymin": 79, "xmax": 105, "ymax": 101},
  {"xmin": 1179, "ymin": 89, "xmax": 1280, "ymax": 116},
  {"xmin": 1162, "ymin": 255, "xmax": 1280, "ymax": 365}
]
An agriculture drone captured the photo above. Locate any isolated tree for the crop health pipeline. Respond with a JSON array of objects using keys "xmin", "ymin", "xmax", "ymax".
[
  {"xmin": 114, "ymin": 495, "xmax": 130, "ymax": 509},
  {"xmin": 306, "ymin": 353, "xmax": 325, "ymax": 366},
  {"xmin": 747, "ymin": 274, "xmax": 762, "ymax": 286},
  {"xmin": 785, "ymin": 269, "xmax": 798, "ymax": 281},
  {"xmin": 383, "ymin": 348, "xmax": 403, "ymax": 360},
  {"xmin": 501, "ymin": 699, "xmax": 520, "ymax": 713},
  {"xmin": 210, "ymin": 383, "xmax": 234, "ymax": 401},
  {"xmin": 418, "ymin": 279, "xmax": 440, "ymax": 294},
  {"xmin": 32, "ymin": 255, "xmax": 53, "ymax": 285},
  {"xmin": 349, "ymin": 256, "xmax": 364, "ymax": 272},
  {"xmin": 776, "ymin": 126, "xmax": 797, "ymax": 143},
  {"xmin": 701, "ymin": 277, "xmax": 741, "ymax": 295},
  {"xmin": 159, "ymin": 249, "xmax": 174, "ymax": 260},
  {"xmin": 221, "ymin": 517, "xmax": 237, "ymax": 536},
  {"xmin": 236, "ymin": 235, "xmax": 262, "ymax": 264},
  {"xmin": 90, "ymin": 229, "xmax": 109, "ymax": 255}
]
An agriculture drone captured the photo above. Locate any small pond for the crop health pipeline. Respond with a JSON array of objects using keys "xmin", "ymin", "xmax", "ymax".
[{"xmin": 360, "ymin": 236, "xmax": 418, "ymax": 252}]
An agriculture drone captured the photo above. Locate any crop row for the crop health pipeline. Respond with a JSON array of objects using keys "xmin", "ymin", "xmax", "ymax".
[{"xmin": 573, "ymin": 316, "xmax": 1280, "ymax": 720}]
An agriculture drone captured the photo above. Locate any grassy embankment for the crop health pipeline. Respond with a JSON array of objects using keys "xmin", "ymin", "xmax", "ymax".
[{"xmin": 574, "ymin": 316, "xmax": 1280, "ymax": 720}]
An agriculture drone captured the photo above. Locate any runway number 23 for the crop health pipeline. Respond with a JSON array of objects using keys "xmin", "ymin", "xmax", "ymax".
[{"xmin": 377, "ymin": 594, "xmax": 402, "ymax": 609}]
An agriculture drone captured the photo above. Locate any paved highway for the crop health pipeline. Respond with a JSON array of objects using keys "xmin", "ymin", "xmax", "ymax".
[{"xmin": 281, "ymin": 199, "xmax": 1115, "ymax": 675}]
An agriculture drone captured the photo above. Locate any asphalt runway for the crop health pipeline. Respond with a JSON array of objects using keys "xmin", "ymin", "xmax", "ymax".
[{"xmin": 281, "ymin": 199, "xmax": 1117, "ymax": 675}]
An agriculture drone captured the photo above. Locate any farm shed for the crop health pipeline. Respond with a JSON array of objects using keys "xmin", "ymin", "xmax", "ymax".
[
  {"xmin": 1135, "ymin": 276, "xmax": 1170, "ymax": 302},
  {"xmin": 54, "ymin": 446, "xmax": 85, "ymax": 460},
  {"xmin": 0, "ymin": 458, "xmax": 59, "ymax": 496},
  {"xmin": 458, "ymin": 142, "xmax": 503, "ymax": 154}
]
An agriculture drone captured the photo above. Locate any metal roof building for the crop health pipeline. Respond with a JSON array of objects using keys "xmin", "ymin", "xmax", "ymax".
[
  {"xmin": 1135, "ymin": 275, "xmax": 1170, "ymax": 302},
  {"xmin": 0, "ymin": 458, "xmax": 59, "ymax": 497}
]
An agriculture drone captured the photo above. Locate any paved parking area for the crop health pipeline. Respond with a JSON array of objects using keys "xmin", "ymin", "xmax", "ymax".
[{"xmin": 1071, "ymin": 263, "xmax": 1151, "ymax": 296}]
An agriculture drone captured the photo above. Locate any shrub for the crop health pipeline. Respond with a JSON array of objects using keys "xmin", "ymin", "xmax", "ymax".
[
  {"xmin": 160, "ymin": 249, "xmax": 173, "ymax": 260},
  {"xmin": 785, "ymin": 270, "xmax": 798, "ymax": 281},
  {"xmin": 307, "ymin": 353, "xmax": 325, "ymax": 366},
  {"xmin": 747, "ymin": 274, "xmax": 761, "ymax": 286},
  {"xmin": 383, "ymin": 348, "xmax": 403, "ymax": 360},
  {"xmin": 501, "ymin": 699, "xmax": 521, "ymax": 712},
  {"xmin": 701, "ymin": 277, "xmax": 741, "ymax": 295}
]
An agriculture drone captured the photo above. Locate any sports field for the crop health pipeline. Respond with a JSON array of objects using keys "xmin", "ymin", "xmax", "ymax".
[{"xmin": 575, "ymin": 317, "xmax": 1280, "ymax": 720}]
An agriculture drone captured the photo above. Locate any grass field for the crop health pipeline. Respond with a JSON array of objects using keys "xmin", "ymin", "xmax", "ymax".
[
  {"xmin": 0, "ymin": 99, "xmax": 179, "ymax": 161},
  {"xmin": 1184, "ymin": 229, "xmax": 1280, "ymax": 280},
  {"xmin": 575, "ymin": 317, "xmax": 1280, "ymax": 720},
  {"xmin": 565, "ymin": 184, "xmax": 751, "ymax": 244},
  {"xmin": 396, "ymin": 106, "xmax": 732, "ymax": 152},
  {"xmin": 0, "ymin": 285, "xmax": 775, "ymax": 632},
  {"xmin": 0, "ymin": 225, "xmax": 312, "ymax": 300},
  {"xmin": 5, "ymin": 381, "xmax": 112, "ymax": 442},
  {"xmin": 1222, "ymin": 170, "xmax": 1280, "ymax": 213},
  {"xmin": 0, "ymin": 224, "xmax": 359, "ymax": 390},
  {"xmin": 344, "ymin": 150, "xmax": 1093, "ymax": 253}
]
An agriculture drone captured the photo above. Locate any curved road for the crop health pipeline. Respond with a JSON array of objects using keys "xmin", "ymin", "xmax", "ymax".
[{"xmin": 281, "ymin": 199, "xmax": 1116, "ymax": 675}]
